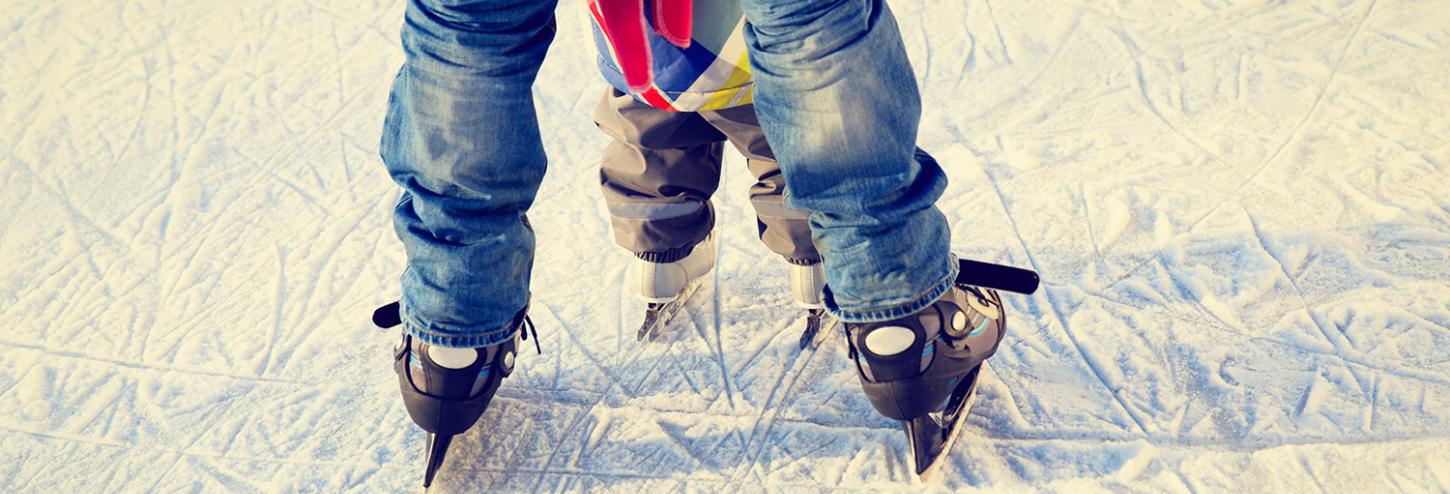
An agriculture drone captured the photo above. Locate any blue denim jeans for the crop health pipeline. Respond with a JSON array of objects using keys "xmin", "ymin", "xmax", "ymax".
[
  {"xmin": 382, "ymin": 0, "xmax": 955, "ymax": 348},
  {"xmin": 740, "ymin": 0, "xmax": 956, "ymax": 322}
]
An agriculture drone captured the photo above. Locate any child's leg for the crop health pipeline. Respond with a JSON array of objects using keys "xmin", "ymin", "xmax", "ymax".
[
  {"xmin": 594, "ymin": 89, "xmax": 726, "ymax": 261},
  {"xmin": 700, "ymin": 104, "xmax": 821, "ymax": 266}
]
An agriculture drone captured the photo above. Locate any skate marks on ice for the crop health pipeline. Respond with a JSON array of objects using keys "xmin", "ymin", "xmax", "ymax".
[
  {"xmin": 914, "ymin": 0, "xmax": 1450, "ymax": 487},
  {"xmin": 4, "ymin": 0, "xmax": 1450, "ymax": 491}
]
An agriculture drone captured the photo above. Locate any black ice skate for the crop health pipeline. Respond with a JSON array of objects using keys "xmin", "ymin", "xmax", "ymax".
[
  {"xmin": 372, "ymin": 302, "xmax": 539, "ymax": 489},
  {"xmin": 844, "ymin": 258, "xmax": 1037, "ymax": 481}
]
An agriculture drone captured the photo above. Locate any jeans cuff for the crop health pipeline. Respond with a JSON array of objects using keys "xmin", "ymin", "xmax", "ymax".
[
  {"xmin": 824, "ymin": 256, "xmax": 960, "ymax": 323},
  {"xmin": 400, "ymin": 302, "xmax": 521, "ymax": 348}
]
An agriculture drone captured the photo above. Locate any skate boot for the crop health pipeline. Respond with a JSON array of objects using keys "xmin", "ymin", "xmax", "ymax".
[
  {"xmin": 843, "ymin": 281, "xmax": 1006, "ymax": 481},
  {"xmin": 790, "ymin": 262, "xmax": 826, "ymax": 309},
  {"xmin": 372, "ymin": 303, "xmax": 539, "ymax": 488},
  {"xmin": 790, "ymin": 262, "xmax": 837, "ymax": 349},
  {"xmin": 632, "ymin": 232, "xmax": 716, "ymax": 340}
]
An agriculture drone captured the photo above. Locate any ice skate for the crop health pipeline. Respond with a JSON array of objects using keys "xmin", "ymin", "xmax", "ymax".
[
  {"xmin": 843, "ymin": 263, "xmax": 1017, "ymax": 481},
  {"xmin": 632, "ymin": 232, "xmax": 716, "ymax": 341},
  {"xmin": 372, "ymin": 302, "xmax": 539, "ymax": 489},
  {"xmin": 790, "ymin": 262, "xmax": 839, "ymax": 349}
]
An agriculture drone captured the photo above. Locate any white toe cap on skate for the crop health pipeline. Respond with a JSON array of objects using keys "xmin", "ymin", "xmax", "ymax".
[
  {"xmin": 428, "ymin": 346, "xmax": 479, "ymax": 369},
  {"xmin": 630, "ymin": 232, "xmax": 717, "ymax": 302},
  {"xmin": 865, "ymin": 326, "xmax": 917, "ymax": 356}
]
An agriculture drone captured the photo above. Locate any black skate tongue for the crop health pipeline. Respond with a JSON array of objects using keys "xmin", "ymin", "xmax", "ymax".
[
  {"xmin": 957, "ymin": 259, "xmax": 1039, "ymax": 295},
  {"xmin": 374, "ymin": 301, "xmax": 402, "ymax": 329}
]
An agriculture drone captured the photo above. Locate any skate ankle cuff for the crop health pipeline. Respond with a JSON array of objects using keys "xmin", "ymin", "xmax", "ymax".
[
  {"xmin": 784, "ymin": 256, "xmax": 822, "ymax": 266},
  {"xmin": 634, "ymin": 244, "xmax": 696, "ymax": 263}
]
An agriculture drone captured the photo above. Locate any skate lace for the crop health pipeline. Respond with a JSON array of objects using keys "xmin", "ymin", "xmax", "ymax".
[
  {"xmin": 521, "ymin": 316, "xmax": 541, "ymax": 355},
  {"xmin": 957, "ymin": 283, "xmax": 988, "ymax": 301}
]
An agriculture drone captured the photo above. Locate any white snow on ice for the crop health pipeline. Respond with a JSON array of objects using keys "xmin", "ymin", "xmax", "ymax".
[{"xmin": 2, "ymin": 0, "xmax": 1448, "ymax": 492}]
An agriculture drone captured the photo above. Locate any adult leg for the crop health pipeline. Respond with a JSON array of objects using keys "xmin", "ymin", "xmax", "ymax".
[
  {"xmin": 738, "ymin": 1, "xmax": 1007, "ymax": 478},
  {"xmin": 380, "ymin": 0, "xmax": 559, "ymax": 348},
  {"xmin": 379, "ymin": 0, "xmax": 565, "ymax": 485},
  {"xmin": 738, "ymin": 0, "xmax": 956, "ymax": 322}
]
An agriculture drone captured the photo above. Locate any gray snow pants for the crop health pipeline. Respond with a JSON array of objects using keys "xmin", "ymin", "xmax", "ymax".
[{"xmin": 594, "ymin": 89, "xmax": 820, "ymax": 265}]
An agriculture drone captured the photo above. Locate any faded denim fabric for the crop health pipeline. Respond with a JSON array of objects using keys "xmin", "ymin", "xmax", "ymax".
[
  {"xmin": 380, "ymin": 0, "xmax": 559, "ymax": 348},
  {"xmin": 382, "ymin": 0, "xmax": 955, "ymax": 348},
  {"xmin": 739, "ymin": 0, "xmax": 956, "ymax": 321}
]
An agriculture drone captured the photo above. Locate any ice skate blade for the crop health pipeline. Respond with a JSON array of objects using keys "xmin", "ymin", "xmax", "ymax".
[
  {"xmin": 422, "ymin": 432, "xmax": 453, "ymax": 488},
  {"xmin": 798, "ymin": 309, "xmax": 840, "ymax": 350},
  {"xmin": 913, "ymin": 364, "xmax": 984, "ymax": 483},
  {"xmin": 636, "ymin": 279, "xmax": 703, "ymax": 341}
]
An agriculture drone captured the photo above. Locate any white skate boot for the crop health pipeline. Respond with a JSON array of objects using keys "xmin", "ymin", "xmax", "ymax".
[
  {"xmin": 789, "ymin": 262, "xmax": 826, "ymax": 309},
  {"xmin": 631, "ymin": 232, "xmax": 716, "ymax": 340},
  {"xmin": 791, "ymin": 261, "xmax": 839, "ymax": 349}
]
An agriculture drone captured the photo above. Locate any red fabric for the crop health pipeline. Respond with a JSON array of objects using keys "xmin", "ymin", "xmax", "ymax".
[
  {"xmin": 639, "ymin": 87, "xmax": 673, "ymax": 109},
  {"xmin": 652, "ymin": 0, "xmax": 692, "ymax": 48},
  {"xmin": 591, "ymin": 0, "xmax": 652, "ymax": 92},
  {"xmin": 589, "ymin": 0, "xmax": 694, "ymax": 92}
]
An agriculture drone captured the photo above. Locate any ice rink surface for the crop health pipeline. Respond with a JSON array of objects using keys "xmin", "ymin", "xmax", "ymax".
[{"xmin": 1, "ymin": 0, "xmax": 1448, "ymax": 491}]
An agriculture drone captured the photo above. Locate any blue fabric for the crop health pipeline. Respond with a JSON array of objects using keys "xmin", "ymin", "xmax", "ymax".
[
  {"xmin": 739, "ymin": 0, "xmax": 956, "ymax": 321},
  {"xmin": 380, "ymin": 0, "xmax": 559, "ymax": 348},
  {"xmin": 590, "ymin": 15, "xmax": 722, "ymax": 99},
  {"xmin": 590, "ymin": 0, "xmax": 751, "ymax": 110},
  {"xmin": 381, "ymin": 0, "xmax": 956, "ymax": 349}
]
